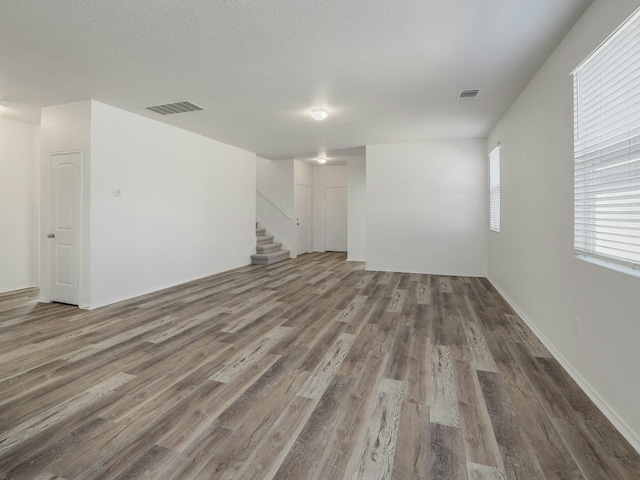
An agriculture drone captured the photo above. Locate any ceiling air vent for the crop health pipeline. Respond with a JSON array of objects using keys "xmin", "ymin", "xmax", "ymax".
[
  {"xmin": 457, "ymin": 89, "xmax": 480, "ymax": 100},
  {"xmin": 145, "ymin": 101, "xmax": 204, "ymax": 115}
]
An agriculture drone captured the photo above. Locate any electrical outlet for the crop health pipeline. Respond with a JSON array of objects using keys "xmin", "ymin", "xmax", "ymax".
[{"xmin": 574, "ymin": 317, "xmax": 581, "ymax": 337}]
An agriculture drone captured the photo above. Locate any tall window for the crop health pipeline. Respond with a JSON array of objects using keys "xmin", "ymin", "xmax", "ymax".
[
  {"xmin": 489, "ymin": 145, "xmax": 501, "ymax": 233},
  {"xmin": 573, "ymin": 7, "xmax": 640, "ymax": 271}
]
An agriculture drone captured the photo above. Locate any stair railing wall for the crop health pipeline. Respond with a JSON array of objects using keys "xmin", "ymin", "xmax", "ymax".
[
  {"xmin": 256, "ymin": 189, "xmax": 294, "ymax": 220},
  {"xmin": 256, "ymin": 189, "xmax": 295, "ymax": 256}
]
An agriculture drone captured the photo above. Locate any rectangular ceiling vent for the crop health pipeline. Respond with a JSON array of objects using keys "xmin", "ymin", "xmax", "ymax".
[
  {"xmin": 458, "ymin": 89, "xmax": 481, "ymax": 100},
  {"xmin": 145, "ymin": 101, "xmax": 204, "ymax": 115}
]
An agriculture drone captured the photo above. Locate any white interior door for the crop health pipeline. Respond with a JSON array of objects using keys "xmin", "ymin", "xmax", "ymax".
[
  {"xmin": 49, "ymin": 152, "xmax": 82, "ymax": 305},
  {"xmin": 295, "ymin": 184, "xmax": 309, "ymax": 256},
  {"xmin": 326, "ymin": 187, "xmax": 348, "ymax": 252}
]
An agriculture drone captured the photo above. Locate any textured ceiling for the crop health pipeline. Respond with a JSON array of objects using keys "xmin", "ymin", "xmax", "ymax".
[{"xmin": 0, "ymin": 0, "xmax": 592, "ymax": 163}]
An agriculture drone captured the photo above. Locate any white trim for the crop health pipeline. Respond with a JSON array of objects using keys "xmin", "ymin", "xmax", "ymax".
[
  {"xmin": 295, "ymin": 183, "xmax": 311, "ymax": 257},
  {"xmin": 487, "ymin": 276, "xmax": 640, "ymax": 454},
  {"xmin": 0, "ymin": 284, "xmax": 38, "ymax": 295},
  {"xmin": 81, "ymin": 269, "xmax": 246, "ymax": 310},
  {"xmin": 489, "ymin": 145, "xmax": 501, "ymax": 233},
  {"xmin": 575, "ymin": 253, "xmax": 640, "ymax": 279}
]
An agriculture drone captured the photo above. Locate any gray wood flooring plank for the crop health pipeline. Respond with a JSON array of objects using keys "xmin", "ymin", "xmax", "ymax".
[
  {"xmin": 297, "ymin": 332, "xmax": 355, "ymax": 400},
  {"xmin": 429, "ymin": 345, "xmax": 460, "ymax": 427},
  {"xmin": 32, "ymin": 473, "xmax": 68, "ymax": 480},
  {"xmin": 428, "ymin": 423, "xmax": 467, "ymax": 480},
  {"xmin": 273, "ymin": 374, "xmax": 355, "ymax": 480},
  {"xmin": 453, "ymin": 359, "xmax": 503, "ymax": 470},
  {"xmin": 348, "ymin": 378, "xmax": 405, "ymax": 480},
  {"xmin": 466, "ymin": 461, "xmax": 506, "ymax": 480},
  {"xmin": 462, "ymin": 319, "xmax": 498, "ymax": 373},
  {"xmin": 391, "ymin": 401, "xmax": 429, "ymax": 480},
  {"xmin": 477, "ymin": 370, "xmax": 547, "ymax": 480}
]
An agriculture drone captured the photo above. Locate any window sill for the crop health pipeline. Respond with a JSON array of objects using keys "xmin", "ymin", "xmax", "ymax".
[{"xmin": 575, "ymin": 253, "xmax": 640, "ymax": 279}]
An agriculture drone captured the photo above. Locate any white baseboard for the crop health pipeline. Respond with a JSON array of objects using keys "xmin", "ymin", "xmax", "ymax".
[
  {"xmin": 0, "ymin": 284, "xmax": 37, "ymax": 294},
  {"xmin": 487, "ymin": 276, "xmax": 640, "ymax": 454},
  {"xmin": 83, "ymin": 267, "xmax": 249, "ymax": 310}
]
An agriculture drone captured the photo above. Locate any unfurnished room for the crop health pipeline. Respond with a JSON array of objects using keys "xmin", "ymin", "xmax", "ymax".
[{"xmin": 1, "ymin": 1, "xmax": 639, "ymax": 479}]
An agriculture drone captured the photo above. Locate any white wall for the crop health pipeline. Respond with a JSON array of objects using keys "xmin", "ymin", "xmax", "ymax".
[
  {"xmin": 256, "ymin": 156, "xmax": 294, "ymax": 215},
  {"xmin": 294, "ymin": 160, "xmax": 313, "ymax": 188},
  {"xmin": 488, "ymin": 0, "xmax": 640, "ymax": 450},
  {"xmin": 348, "ymin": 156, "xmax": 366, "ymax": 261},
  {"xmin": 89, "ymin": 101, "xmax": 255, "ymax": 308},
  {"xmin": 0, "ymin": 117, "xmax": 38, "ymax": 293},
  {"xmin": 33, "ymin": 127, "xmax": 41, "ymax": 287},
  {"xmin": 40, "ymin": 100, "xmax": 92, "ymax": 305},
  {"xmin": 256, "ymin": 156, "xmax": 295, "ymax": 255},
  {"xmin": 313, "ymin": 165, "xmax": 348, "ymax": 252},
  {"xmin": 366, "ymin": 140, "xmax": 487, "ymax": 276}
]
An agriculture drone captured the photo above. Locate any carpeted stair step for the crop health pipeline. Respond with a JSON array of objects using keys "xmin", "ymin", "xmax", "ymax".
[
  {"xmin": 252, "ymin": 223, "xmax": 289, "ymax": 265},
  {"xmin": 251, "ymin": 250, "xmax": 290, "ymax": 265},
  {"xmin": 256, "ymin": 242, "xmax": 282, "ymax": 254},
  {"xmin": 256, "ymin": 235, "xmax": 274, "ymax": 245}
]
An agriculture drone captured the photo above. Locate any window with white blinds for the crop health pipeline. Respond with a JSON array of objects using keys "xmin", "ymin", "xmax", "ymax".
[
  {"xmin": 573, "ymin": 7, "xmax": 640, "ymax": 271},
  {"xmin": 489, "ymin": 145, "xmax": 501, "ymax": 233}
]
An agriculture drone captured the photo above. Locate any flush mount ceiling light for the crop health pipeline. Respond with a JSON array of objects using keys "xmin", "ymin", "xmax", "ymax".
[
  {"xmin": 316, "ymin": 157, "xmax": 327, "ymax": 164},
  {"xmin": 311, "ymin": 108, "xmax": 328, "ymax": 121},
  {"xmin": 0, "ymin": 99, "xmax": 11, "ymax": 107}
]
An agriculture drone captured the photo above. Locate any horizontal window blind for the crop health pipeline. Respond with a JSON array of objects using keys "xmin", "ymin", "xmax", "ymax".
[
  {"xmin": 489, "ymin": 145, "xmax": 501, "ymax": 233},
  {"xmin": 573, "ymin": 7, "xmax": 640, "ymax": 269}
]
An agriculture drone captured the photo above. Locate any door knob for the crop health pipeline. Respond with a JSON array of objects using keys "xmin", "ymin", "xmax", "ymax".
[{"xmin": 47, "ymin": 233, "xmax": 55, "ymax": 238}]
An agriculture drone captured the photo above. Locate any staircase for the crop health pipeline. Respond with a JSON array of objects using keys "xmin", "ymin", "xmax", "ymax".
[{"xmin": 251, "ymin": 224, "xmax": 290, "ymax": 265}]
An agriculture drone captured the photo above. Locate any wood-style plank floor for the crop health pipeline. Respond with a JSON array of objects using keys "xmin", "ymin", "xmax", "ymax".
[{"xmin": 0, "ymin": 252, "xmax": 638, "ymax": 479}]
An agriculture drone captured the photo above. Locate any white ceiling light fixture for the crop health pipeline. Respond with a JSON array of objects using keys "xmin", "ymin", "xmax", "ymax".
[
  {"xmin": 316, "ymin": 157, "xmax": 327, "ymax": 164},
  {"xmin": 311, "ymin": 108, "xmax": 328, "ymax": 121},
  {"xmin": 0, "ymin": 99, "xmax": 11, "ymax": 107}
]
